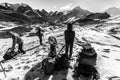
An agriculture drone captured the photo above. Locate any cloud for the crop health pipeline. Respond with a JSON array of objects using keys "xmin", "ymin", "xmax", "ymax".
[{"xmin": 60, "ymin": 3, "xmax": 73, "ymax": 10}]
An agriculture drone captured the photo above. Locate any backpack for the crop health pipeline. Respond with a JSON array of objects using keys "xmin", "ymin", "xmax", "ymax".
[
  {"xmin": 55, "ymin": 54, "xmax": 69, "ymax": 70},
  {"xmin": 74, "ymin": 47, "xmax": 98, "ymax": 77},
  {"xmin": 78, "ymin": 47, "xmax": 97, "ymax": 66},
  {"xmin": 74, "ymin": 64, "xmax": 98, "ymax": 77},
  {"xmin": 41, "ymin": 57, "xmax": 55, "ymax": 75},
  {"xmin": 3, "ymin": 49, "xmax": 18, "ymax": 60}
]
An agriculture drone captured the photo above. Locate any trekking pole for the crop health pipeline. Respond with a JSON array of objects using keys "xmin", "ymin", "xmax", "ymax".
[
  {"xmin": 58, "ymin": 45, "xmax": 65, "ymax": 55},
  {"xmin": 43, "ymin": 35, "xmax": 46, "ymax": 44},
  {"xmin": 0, "ymin": 62, "xmax": 7, "ymax": 78},
  {"xmin": 42, "ymin": 33, "xmax": 45, "ymax": 44}
]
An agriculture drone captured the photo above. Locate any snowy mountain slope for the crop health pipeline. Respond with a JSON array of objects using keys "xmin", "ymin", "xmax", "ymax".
[
  {"xmin": 105, "ymin": 7, "xmax": 120, "ymax": 16},
  {"xmin": 75, "ymin": 25, "xmax": 120, "ymax": 80},
  {"xmin": 0, "ymin": 22, "xmax": 120, "ymax": 80},
  {"xmin": 106, "ymin": 15, "xmax": 120, "ymax": 23}
]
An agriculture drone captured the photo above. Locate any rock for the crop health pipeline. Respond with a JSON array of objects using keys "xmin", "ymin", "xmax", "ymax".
[{"xmin": 86, "ymin": 12, "xmax": 110, "ymax": 20}]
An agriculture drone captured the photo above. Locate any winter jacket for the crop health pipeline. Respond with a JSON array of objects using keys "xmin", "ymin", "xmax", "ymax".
[{"xmin": 64, "ymin": 30, "xmax": 75, "ymax": 44}]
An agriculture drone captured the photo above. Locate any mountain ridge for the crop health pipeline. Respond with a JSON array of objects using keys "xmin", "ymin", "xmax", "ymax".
[{"xmin": 0, "ymin": 2, "xmax": 111, "ymax": 24}]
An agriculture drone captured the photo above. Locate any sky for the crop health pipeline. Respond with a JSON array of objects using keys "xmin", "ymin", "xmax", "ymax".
[{"xmin": 0, "ymin": 0, "xmax": 120, "ymax": 12}]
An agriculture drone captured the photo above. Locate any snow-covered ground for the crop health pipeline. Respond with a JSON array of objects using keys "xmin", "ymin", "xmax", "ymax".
[
  {"xmin": 106, "ymin": 15, "xmax": 120, "ymax": 23},
  {"xmin": 1, "ymin": 19, "xmax": 120, "ymax": 80}
]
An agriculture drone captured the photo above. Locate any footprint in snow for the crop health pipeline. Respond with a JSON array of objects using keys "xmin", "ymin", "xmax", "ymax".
[
  {"xmin": 33, "ymin": 59, "xmax": 38, "ymax": 62},
  {"xmin": 34, "ymin": 50, "xmax": 40, "ymax": 54},
  {"xmin": 36, "ymin": 54, "xmax": 42, "ymax": 57},
  {"xmin": 102, "ymin": 55, "xmax": 109, "ymax": 58},
  {"xmin": 15, "ymin": 63, "xmax": 20, "ymax": 66},
  {"xmin": 21, "ymin": 61, "xmax": 25, "ymax": 64},
  {"xmin": 17, "ymin": 66, "xmax": 21, "ymax": 69},
  {"xmin": 4, "ymin": 65, "xmax": 13, "ymax": 72},
  {"xmin": 115, "ymin": 59, "xmax": 120, "ymax": 61},
  {"xmin": 103, "ymin": 49, "xmax": 110, "ymax": 53},
  {"xmin": 23, "ymin": 65, "xmax": 30, "ymax": 70},
  {"xmin": 8, "ymin": 77, "xmax": 19, "ymax": 80},
  {"xmin": 108, "ymin": 76, "xmax": 120, "ymax": 80},
  {"xmin": 26, "ymin": 60, "xmax": 32, "ymax": 64}
]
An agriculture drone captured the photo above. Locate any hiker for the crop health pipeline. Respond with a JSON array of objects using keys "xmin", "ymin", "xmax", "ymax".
[
  {"xmin": 36, "ymin": 27, "xmax": 44, "ymax": 45},
  {"xmin": 64, "ymin": 23, "xmax": 75, "ymax": 59},
  {"xmin": 73, "ymin": 43, "xmax": 98, "ymax": 79},
  {"xmin": 8, "ymin": 31, "xmax": 25, "ymax": 54},
  {"xmin": 48, "ymin": 36, "xmax": 57, "ymax": 58},
  {"xmin": 78, "ymin": 43, "xmax": 97, "ymax": 66}
]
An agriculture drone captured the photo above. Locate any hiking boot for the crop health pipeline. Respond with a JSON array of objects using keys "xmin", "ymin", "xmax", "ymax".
[
  {"xmin": 68, "ymin": 57, "xmax": 72, "ymax": 60},
  {"xmin": 18, "ymin": 50, "xmax": 26, "ymax": 54},
  {"xmin": 23, "ymin": 51, "xmax": 26, "ymax": 54},
  {"xmin": 68, "ymin": 57, "xmax": 74, "ymax": 60}
]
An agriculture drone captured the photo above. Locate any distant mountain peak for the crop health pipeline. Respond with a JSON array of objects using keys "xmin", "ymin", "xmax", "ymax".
[
  {"xmin": 41, "ymin": 9, "xmax": 48, "ymax": 13},
  {"xmin": 73, "ymin": 6, "xmax": 82, "ymax": 11},
  {"xmin": 41, "ymin": 9, "xmax": 46, "ymax": 11},
  {"xmin": 0, "ymin": 2, "xmax": 28, "ymax": 7},
  {"xmin": 105, "ymin": 7, "xmax": 120, "ymax": 16},
  {"xmin": 20, "ymin": 3, "xmax": 29, "ymax": 7},
  {"xmin": 108, "ymin": 7, "xmax": 119, "ymax": 9}
]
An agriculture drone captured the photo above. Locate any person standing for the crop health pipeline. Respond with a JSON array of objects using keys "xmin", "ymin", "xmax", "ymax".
[
  {"xmin": 8, "ymin": 31, "xmax": 25, "ymax": 54},
  {"xmin": 64, "ymin": 23, "xmax": 75, "ymax": 59},
  {"xmin": 36, "ymin": 27, "xmax": 44, "ymax": 45}
]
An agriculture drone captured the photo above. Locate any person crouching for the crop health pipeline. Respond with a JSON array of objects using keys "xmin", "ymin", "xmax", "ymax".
[
  {"xmin": 8, "ymin": 31, "xmax": 25, "ymax": 54},
  {"xmin": 48, "ymin": 36, "xmax": 57, "ymax": 58}
]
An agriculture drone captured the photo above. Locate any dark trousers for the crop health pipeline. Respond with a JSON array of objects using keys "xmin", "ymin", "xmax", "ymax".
[
  {"xmin": 49, "ymin": 45, "xmax": 56, "ymax": 57},
  {"xmin": 65, "ymin": 43, "xmax": 73, "ymax": 58},
  {"xmin": 18, "ymin": 42, "xmax": 25, "ymax": 53},
  {"xmin": 39, "ymin": 36, "xmax": 42, "ymax": 45}
]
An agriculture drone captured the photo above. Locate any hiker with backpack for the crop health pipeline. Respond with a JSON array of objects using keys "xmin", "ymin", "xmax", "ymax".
[
  {"xmin": 73, "ymin": 43, "xmax": 99, "ymax": 80},
  {"xmin": 36, "ymin": 27, "xmax": 44, "ymax": 45},
  {"xmin": 64, "ymin": 23, "xmax": 75, "ymax": 59},
  {"xmin": 48, "ymin": 36, "xmax": 57, "ymax": 58},
  {"xmin": 8, "ymin": 31, "xmax": 25, "ymax": 54},
  {"xmin": 78, "ymin": 43, "xmax": 97, "ymax": 66}
]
